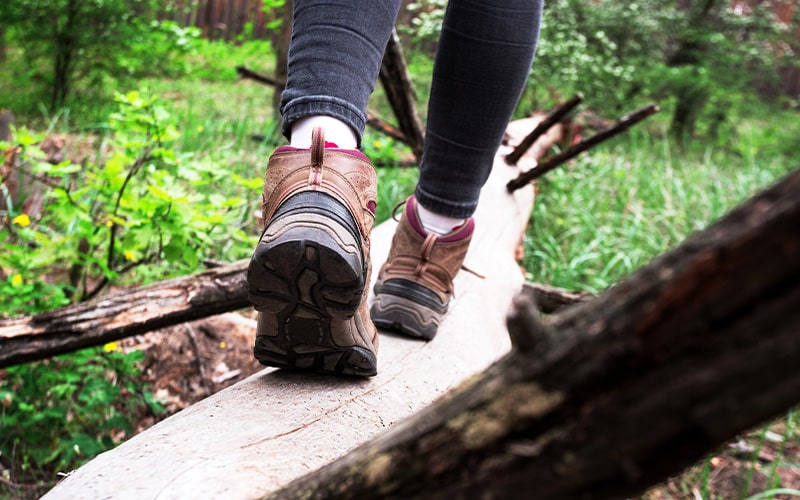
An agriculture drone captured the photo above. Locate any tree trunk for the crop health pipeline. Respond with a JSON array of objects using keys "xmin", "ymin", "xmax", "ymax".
[
  {"xmin": 0, "ymin": 25, "xmax": 7, "ymax": 63},
  {"xmin": 270, "ymin": 0, "xmax": 292, "ymax": 119},
  {"xmin": 270, "ymin": 168, "xmax": 800, "ymax": 499},
  {"xmin": 51, "ymin": 0, "xmax": 79, "ymax": 110}
]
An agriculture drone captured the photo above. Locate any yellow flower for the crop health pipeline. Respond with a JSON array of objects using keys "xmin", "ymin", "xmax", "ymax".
[
  {"xmin": 124, "ymin": 250, "xmax": 135, "ymax": 261},
  {"xmin": 219, "ymin": 341, "xmax": 227, "ymax": 349},
  {"xmin": 106, "ymin": 219, "xmax": 114, "ymax": 227},
  {"xmin": 11, "ymin": 274, "xmax": 22, "ymax": 286},
  {"xmin": 12, "ymin": 214, "xmax": 30, "ymax": 227},
  {"xmin": 103, "ymin": 341, "xmax": 119, "ymax": 352}
]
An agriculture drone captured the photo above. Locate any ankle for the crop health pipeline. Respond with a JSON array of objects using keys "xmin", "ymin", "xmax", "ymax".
[
  {"xmin": 290, "ymin": 116, "xmax": 358, "ymax": 149},
  {"xmin": 415, "ymin": 201, "xmax": 466, "ymax": 236}
]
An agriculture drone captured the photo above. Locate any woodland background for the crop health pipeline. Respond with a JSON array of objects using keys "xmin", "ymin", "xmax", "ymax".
[{"xmin": 0, "ymin": 0, "xmax": 798, "ymax": 498}]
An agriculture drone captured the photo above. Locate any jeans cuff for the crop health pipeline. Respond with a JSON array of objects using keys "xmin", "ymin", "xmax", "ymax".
[{"xmin": 414, "ymin": 186, "xmax": 479, "ymax": 219}]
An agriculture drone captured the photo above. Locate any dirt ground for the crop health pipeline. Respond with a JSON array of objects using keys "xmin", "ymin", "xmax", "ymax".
[
  {"xmin": 127, "ymin": 311, "xmax": 799, "ymax": 500},
  {"xmin": 122, "ymin": 310, "xmax": 264, "ymax": 433}
]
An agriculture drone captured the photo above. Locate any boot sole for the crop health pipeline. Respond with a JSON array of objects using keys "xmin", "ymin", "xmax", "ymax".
[
  {"xmin": 248, "ymin": 197, "xmax": 376, "ymax": 376},
  {"xmin": 249, "ymin": 213, "xmax": 364, "ymax": 317},
  {"xmin": 371, "ymin": 281, "xmax": 446, "ymax": 341},
  {"xmin": 253, "ymin": 319, "xmax": 377, "ymax": 376}
]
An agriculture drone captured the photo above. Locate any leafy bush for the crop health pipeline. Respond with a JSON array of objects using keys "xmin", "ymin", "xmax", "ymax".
[
  {"xmin": 520, "ymin": 0, "xmax": 790, "ymax": 139},
  {"xmin": 0, "ymin": 346, "xmax": 163, "ymax": 495},
  {"xmin": 1, "ymin": 91, "xmax": 260, "ymax": 307},
  {"xmin": 0, "ymin": 90, "xmax": 261, "ymax": 492}
]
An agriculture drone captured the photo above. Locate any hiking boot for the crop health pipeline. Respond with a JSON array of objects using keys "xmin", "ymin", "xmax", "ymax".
[
  {"xmin": 247, "ymin": 128, "xmax": 379, "ymax": 376},
  {"xmin": 371, "ymin": 196, "xmax": 474, "ymax": 340}
]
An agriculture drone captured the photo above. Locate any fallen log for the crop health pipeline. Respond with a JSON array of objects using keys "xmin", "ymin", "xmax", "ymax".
[
  {"xmin": 0, "ymin": 260, "xmax": 249, "ymax": 367},
  {"xmin": 270, "ymin": 167, "xmax": 800, "ymax": 499}
]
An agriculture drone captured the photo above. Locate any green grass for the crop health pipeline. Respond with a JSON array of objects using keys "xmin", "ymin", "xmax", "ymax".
[{"xmin": 523, "ymin": 124, "xmax": 794, "ymax": 293}]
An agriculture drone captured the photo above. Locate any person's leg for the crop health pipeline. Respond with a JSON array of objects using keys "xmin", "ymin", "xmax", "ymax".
[
  {"xmin": 248, "ymin": 0, "xmax": 401, "ymax": 377},
  {"xmin": 280, "ymin": 0, "xmax": 402, "ymax": 147},
  {"xmin": 372, "ymin": 0, "xmax": 543, "ymax": 339},
  {"xmin": 417, "ymin": 0, "xmax": 543, "ymax": 220}
]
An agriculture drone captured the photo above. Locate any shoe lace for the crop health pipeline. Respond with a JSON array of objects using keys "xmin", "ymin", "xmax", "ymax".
[{"xmin": 392, "ymin": 199, "xmax": 485, "ymax": 280}]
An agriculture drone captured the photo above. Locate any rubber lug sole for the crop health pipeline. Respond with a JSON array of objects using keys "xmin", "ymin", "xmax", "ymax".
[
  {"xmin": 253, "ymin": 315, "xmax": 377, "ymax": 377},
  {"xmin": 249, "ymin": 213, "xmax": 364, "ymax": 318},
  {"xmin": 248, "ymin": 203, "xmax": 375, "ymax": 376},
  {"xmin": 370, "ymin": 290, "xmax": 443, "ymax": 341}
]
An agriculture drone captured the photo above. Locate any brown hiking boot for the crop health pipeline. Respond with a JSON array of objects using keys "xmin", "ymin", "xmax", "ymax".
[
  {"xmin": 371, "ymin": 196, "xmax": 474, "ymax": 340},
  {"xmin": 247, "ymin": 128, "xmax": 379, "ymax": 376}
]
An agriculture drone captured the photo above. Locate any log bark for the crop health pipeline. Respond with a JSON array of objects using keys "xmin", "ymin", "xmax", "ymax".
[
  {"xmin": 270, "ymin": 167, "xmax": 800, "ymax": 499},
  {"xmin": 0, "ymin": 261, "xmax": 250, "ymax": 367},
  {"xmin": 523, "ymin": 281, "xmax": 592, "ymax": 314}
]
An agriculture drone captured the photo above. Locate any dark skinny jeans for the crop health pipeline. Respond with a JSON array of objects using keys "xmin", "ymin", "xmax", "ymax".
[{"xmin": 280, "ymin": 0, "xmax": 543, "ymax": 218}]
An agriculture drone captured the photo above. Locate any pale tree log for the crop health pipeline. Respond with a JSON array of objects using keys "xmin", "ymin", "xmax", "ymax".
[{"xmin": 270, "ymin": 167, "xmax": 800, "ymax": 499}]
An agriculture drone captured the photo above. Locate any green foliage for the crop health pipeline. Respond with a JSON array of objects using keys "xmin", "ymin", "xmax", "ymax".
[
  {"xmin": 403, "ymin": 0, "xmax": 447, "ymax": 43},
  {"xmin": 1, "ymin": 91, "xmax": 261, "ymax": 310},
  {"xmin": 182, "ymin": 39, "xmax": 276, "ymax": 82},
  {"xmin": 0, "ymin": 345, "xmax": 164, "ymax": 493},
  {"xmin": 0, "ymin": 11, "xmax": 797, "ymax": 496},
  {"xmin": 523, "ymin": 126, "xmax": 792, "ymax": 293},
  {"xmin": 0, "ymin": 0, "xmax": 199, "ymax": 110},
  {"xmin": 522, "ymin": 0, "xmax": 791, "ymax": 139},
  {"xmin": 0, "ymin": 89, "xmax": 261, "ymax": 493}
]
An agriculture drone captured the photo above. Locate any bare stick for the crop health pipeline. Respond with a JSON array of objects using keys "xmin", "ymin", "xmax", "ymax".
[
  {"xmin": 507, "ymin": 104, "xmax": 660, "ymax": 192},
  {"xmin": 235, "ymin": 65, "xmax": 286, "ymax": 88},
  {"xmin": 378, "ymin": 30, "xmax": 425, "ymax": 161},
  {"xmin": 366, "ymin": 112, "xmax": 408, "ymax": 144},
  {"xmin": 505, "ymin": 94, "xmax": 583, "ymax": 166}
]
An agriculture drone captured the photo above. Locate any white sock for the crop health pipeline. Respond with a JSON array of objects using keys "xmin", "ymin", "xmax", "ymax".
[
  {"xmin": 416, "ymin": 201, "xmax": 466, "ymax": 236},
  {"xmin": 290, "ymin": 116, "xmax": 358, "ymax": 149}
]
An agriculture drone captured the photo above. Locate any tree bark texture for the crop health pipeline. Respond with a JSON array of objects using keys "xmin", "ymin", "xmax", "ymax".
[{"xmin": 270, "ymin": 168, "xmax": 800, "ymax": 499}]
